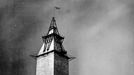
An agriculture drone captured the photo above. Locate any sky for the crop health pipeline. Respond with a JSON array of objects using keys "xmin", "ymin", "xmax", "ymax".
[{"xmin": 0, "ymin": 0, "xmax": 134, "ymax": 75}]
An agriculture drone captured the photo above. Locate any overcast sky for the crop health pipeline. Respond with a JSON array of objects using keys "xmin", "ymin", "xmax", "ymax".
[{"xmin": 0, "ymin": 0, "xmax": 134, "ymax": 75}]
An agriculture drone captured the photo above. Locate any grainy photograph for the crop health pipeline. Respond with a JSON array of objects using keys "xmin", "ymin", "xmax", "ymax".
[{"xmin": 0, "ymin": 0, "xmax": 134, "ymax": 75}]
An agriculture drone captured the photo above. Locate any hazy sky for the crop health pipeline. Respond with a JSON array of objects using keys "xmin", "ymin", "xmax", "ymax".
[{"xmin": 0, "ymin": 0, "xmax": 134, "ymax": 75}]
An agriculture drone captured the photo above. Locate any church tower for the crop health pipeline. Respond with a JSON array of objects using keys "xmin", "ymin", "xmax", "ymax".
[{"xmin": 36, "ymin": 17, "xmax": 71, "ymax": 75}]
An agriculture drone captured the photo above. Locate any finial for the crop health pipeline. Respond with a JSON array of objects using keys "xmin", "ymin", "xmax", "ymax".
[
  {"xmin": 52, "ymin": 17, "xmax": 56, "ymax": 21},
  {"xmin": 50, "ymin": 17, "xmax": 56, "ymax": 28}
]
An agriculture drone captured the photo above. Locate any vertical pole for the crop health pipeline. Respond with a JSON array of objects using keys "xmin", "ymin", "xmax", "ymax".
[{"xmin": 53, "ymin": 6, "xmax": 61, "ymax": 18}]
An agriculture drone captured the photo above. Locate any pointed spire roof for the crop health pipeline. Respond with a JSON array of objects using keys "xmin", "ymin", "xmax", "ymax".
[
  {"xmin": 47, "ymin": 17, "xmax": 60, "ymax": 35},
  {"xmin": 35, "ymin": 17, "xmax": 74, "ymax": 60},
  {"xmin": 38, "ymin": 17, "xmax": 66, "ymax": 56},
  {"xmin": 42, "ymin": 17, "xmax": 64, "ymax": 40}
]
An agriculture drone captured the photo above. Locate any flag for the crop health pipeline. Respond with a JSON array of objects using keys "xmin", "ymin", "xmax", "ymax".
[{"xmin": 55, "ymin": 6, "xmax": 61, "ymax": 10}]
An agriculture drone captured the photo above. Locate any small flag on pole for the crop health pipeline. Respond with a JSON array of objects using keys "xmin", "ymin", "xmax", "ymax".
[{"xmin": 53, "ymin": 6, "xmax": 61, "ymax": 17}]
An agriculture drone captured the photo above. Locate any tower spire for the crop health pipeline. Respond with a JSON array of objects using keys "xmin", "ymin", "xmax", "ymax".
[
  {"xmin": 38, "ymin": 17, "xmax": 66, "ymax": 56},
  {"xmin": 47, "ymin": 17, "xmax": 60, "ymax": 35}
]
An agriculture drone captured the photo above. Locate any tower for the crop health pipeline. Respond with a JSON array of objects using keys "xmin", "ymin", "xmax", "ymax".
[{"xmin": 36, "ymin": 17, "xmax": 71, "ymax": 75}]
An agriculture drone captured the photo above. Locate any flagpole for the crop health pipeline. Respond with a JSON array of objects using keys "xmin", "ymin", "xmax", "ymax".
[{"xmin": 53, "ymin": 6, "xmax": 61, "ymax": 18}]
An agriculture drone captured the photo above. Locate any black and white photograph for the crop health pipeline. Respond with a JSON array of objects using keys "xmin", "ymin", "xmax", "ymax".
[{"xmin": 0, "ymin": 0, "xmax": 134, "ymax": 75}]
